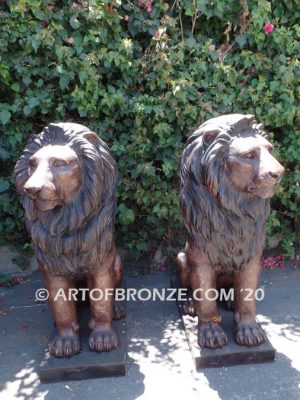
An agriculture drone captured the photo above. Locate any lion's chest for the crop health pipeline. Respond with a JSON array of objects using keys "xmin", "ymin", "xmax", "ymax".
[
  {"xmin": 27, "ymin": 218, "xmax": 113, "ymax": 279},
  {"xmin": 34, "ymin": 243, "xmax": 101, "ymax": 278},
  {"xmin": 204, "ymin": 216, "xmax": 266, "ymax": 271}
]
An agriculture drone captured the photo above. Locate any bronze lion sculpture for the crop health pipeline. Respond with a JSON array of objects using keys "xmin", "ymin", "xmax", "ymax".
[
  {"xmin": 14, "ymin": 122, "xmax": 125, "ymax": 357},
  {"xmin": 177, "ymin": 114, "xmax": 285, "ymax": 349}
]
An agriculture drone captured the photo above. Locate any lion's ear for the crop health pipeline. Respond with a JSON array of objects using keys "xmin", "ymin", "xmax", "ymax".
[
  {"xmin": 202, "ymin": 129, "xmax": 220, "ymax": 146},
  {"xmin": 81, "ymin": 132, "xmax": 101, "ymax": 146}
]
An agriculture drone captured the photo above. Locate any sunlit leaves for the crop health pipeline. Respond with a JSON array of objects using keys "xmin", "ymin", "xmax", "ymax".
[{"xmin": 0, "ymin": 0, "xmax": 299, "ymax": 257}]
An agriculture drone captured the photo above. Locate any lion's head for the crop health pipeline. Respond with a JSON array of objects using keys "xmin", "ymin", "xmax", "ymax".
[
  {"xmin": 180, "ymin": 114, "xmax": 285, "ymax": 270},
  {"xmin": 14, "ymin": 122, "xmax": 117, "ymax": 277}
]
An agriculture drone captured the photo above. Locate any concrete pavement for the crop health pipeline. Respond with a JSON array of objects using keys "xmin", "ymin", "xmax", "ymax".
[{"xmin": 0, "ymin": 264, "xmax": 299, "ymax": 400}]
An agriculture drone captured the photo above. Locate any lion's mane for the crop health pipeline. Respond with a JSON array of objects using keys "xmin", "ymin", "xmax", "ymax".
[
  {"xmin": 180, "ymin": 114, "xmax": 270, "ymax": 271},
  {"xmin": 14, "ymin": 123, "xmax": 117, "ymax": 278}
]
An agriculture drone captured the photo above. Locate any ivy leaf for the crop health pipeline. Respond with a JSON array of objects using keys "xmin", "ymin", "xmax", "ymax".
[
  {"xmin": 118, "ymin": 204, "xmax": 135, "ymax": 225},
  {"xmin": 0, "ymin": 179, "xmax": 9, "ymax": 193},
  {"xmin": 0, "ymin": 110, "xmax": 11, "ymax": 125},
  {"xmin": 0, "ymin": 147, "xmax": 9, "ymax": 160},
  {"xmin": 32, "ymin": 9, "xmax": 46, "ymax": 21},
  {"xmin": 11, "ymin": 83, "xmax": 20, "ymax": 92},
  {"xmin": 28, "ymin": 97, "xmax": 39, "ymax": 109},
  {"xmin": 128, "ymin": 19, "xmax": 138, "ymax": 37},
  {"xmin": 185, "ymin": 8, "xmax": 194, "ymax": 17},
  {"xmin": 59, "ymin": 75, "xmax": 71, "ymax": 90},
  {"xmin": 70, "ymin": 16, "xmax": 81, "ymax": 30},
  {"xmin": 23, "ymin": 105, "xmax": 31, "ymax": 116},
  {"xmin": 236, "ymin": 35, "xmax": 247, "ymax": 47}
]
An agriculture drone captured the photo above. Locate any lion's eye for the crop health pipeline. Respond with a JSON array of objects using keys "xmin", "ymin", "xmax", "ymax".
[
  {"xmin": 53, "ymin": 160, "xmax": 67, "ymax": 168},
  {"xmin": 242, "ymin": 152, "xmax": 256, "ymax": 159},
  {"xmin": 29, "ymin": 159, "xmax": 37, "ymax": 169}
]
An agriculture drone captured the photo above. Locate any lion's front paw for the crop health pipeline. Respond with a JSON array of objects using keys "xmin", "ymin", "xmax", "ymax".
[
  {"xmin": 179, "ymin": 298, "xmax": 196, "ymax": 316},
  {"xmin": 113, "ymin": 302, "xmax": 126, "ymax": 320},
  {"xmin": 89, "ymin": 327, "xmax": 118, "ymax": 352},
  {"xmin": 49, "ymin": 332, "xmax": 80, "ymax": 358},
  {"xmin": 234, "ymin": 321, "xmax": 267, "ymax": 346},
  {"xmin": 198, "ymin": 322, "xmax": 228, "ymax": 349}
]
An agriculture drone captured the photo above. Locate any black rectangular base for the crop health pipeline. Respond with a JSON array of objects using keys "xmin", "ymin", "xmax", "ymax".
[
  {"xmin": 39, "ymin": 311, "xmax": 126, "ymax": 383},
  {"xmin": 182, "ymin": 310, "xmax": 275, "ymax": 369},
  {"xmin": 171, "ymin": 276, "xmax": 275, "ymax": 369}
]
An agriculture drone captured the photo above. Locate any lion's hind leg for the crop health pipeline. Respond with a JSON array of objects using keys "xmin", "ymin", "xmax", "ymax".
[
  {"xmin": 113, "ymin": 253, "xmax": 126, "ymax": 320},
  {"xmin": 176, "ymin": 251, "xmax": 195, "ymax": 316}
]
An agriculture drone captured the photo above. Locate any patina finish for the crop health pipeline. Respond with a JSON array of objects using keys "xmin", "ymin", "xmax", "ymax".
[
  {"xmin": 14, "ymin": 122, "xmax": 125, "ymax": 357},
  {"xmin": 177, "ymin": 114, "xmax": 284, "ymax": 349}
]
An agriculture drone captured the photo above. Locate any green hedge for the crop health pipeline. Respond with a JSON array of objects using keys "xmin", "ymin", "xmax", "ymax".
[{"xmin": 0, "ymin": 0, "xmax": 299, "ymax": 258}]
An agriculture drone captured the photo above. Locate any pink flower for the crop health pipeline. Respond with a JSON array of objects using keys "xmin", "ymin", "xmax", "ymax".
[
  {"xmin": 264, "ymin": 22, "xmax": 274, "ymax": 35},
  {"xmin": 138, "ymin": 0, "xmax": 152, "ymax": 13}
]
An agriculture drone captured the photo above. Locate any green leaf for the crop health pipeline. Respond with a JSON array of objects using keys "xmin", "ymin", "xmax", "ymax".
[
  {"xmin": 70, "ymin": 16, "xmax": 81, "ymax": 30},
  {"xmin": 118, "ymin": 204, "xmax": 135, "ymax": 225},
  {"xmin": 11, "ymin": 83, "xmax": 20, "ymax": 92},
  {"xmin": 0, "ymin": 180, "xmax": 9, "ymax": 193},
  {"xmin": 0, "ymin": 147, "xmax": 9, "ymax": 160},
  {"xmin": 186, "ymin": 37, "xmax": 196, "ymax": 49},
  {"xmin": 32, "ymin": 9, "xmax": 46, "ymax": 21},
  {"xmin": 236, "ymin": 35, "xmax": 247, "ymax": 47},
  {"xmin": 28, "ymin": 97, "xmax": 39, "ymax": 109},
  {"xmin": 59, "ymin": 75, "xmax": 71, "ymax": 90},
  {"xmin": 23, "ymin": 105, "xmax": 31, "ymax": 116},
  {"xmin": 185, "ymin": 8, "xmax": 194, "ymax": 17},
  {"xmin": 0, "ymin": 110, "xmax": 11, "ymax": 125}
]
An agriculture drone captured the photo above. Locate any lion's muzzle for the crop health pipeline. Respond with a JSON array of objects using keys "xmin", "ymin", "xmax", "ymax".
[
  {"xmin": 253, "ymin": 153, "xmax": 285, "ymax": 198},
  {"xmin": 24, "ymin": 185, "xmax": 42, "ymax": 199},
  {"xmin": 24, "ymin": 171, "xmax": 60, "ymax": 211}
]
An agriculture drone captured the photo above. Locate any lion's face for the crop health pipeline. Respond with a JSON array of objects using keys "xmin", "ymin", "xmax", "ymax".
[
  {"xmin": 14, "ymin": 122, "xmax": 118, "ymax": 274},
  {"xmin": 23, "ymin": 144, "xmax": 82, "ymax": 211},
  {"xmin": 226, "ymin": 134, "xmax": 285, "ymax": 199}
]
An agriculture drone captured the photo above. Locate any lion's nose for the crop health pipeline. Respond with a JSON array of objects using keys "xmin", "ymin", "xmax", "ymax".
[
  {"xmin": 269, "ymin": 171, "xmax": 279, "ymax": 179},
  {"xmin": 268, "ymin": 166, "xmax": 285, "ymax": 181},
  {"xmin": 24, "ymin": 186, "xmax": 42, "ymax": 199}
]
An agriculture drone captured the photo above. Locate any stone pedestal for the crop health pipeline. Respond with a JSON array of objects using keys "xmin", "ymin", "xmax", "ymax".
[
  {"xmin": 171, "ymin": 277, "xmax": 275, "ymax": 369},
  {"xmin": 182, "ymin": 310, "xmax": 275, "ymax": 369},
  {"xmin": 39, "ymin": 309, "xmax": 126, "ymax": 383}
]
